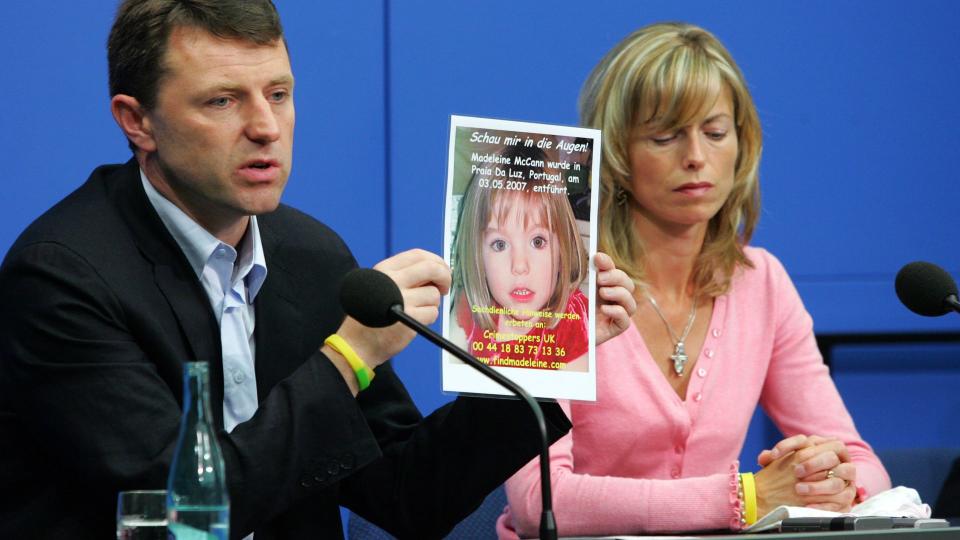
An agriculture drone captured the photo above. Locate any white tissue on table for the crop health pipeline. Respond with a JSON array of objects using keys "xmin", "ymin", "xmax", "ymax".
[{"xmin": 743, "ymin": 486, "xmax": 931, "ymax": 533}]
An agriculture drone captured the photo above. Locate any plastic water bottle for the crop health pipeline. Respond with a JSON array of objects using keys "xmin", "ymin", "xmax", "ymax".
[{"xmin": 167, "ymin": 362, "xmax": 229, "ymax": 539}]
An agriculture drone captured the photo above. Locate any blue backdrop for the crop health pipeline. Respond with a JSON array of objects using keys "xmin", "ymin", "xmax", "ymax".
[{"xmin": 3, "ymin": 0, "xmax": 958, "ymax": 493}]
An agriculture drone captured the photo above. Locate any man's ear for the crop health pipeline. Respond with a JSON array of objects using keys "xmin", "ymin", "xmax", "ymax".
[{"xmin": 110, "ymin": 94, "xmax": 157, "ymax": 153}]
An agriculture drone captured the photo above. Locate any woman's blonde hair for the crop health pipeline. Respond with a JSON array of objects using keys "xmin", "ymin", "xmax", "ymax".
[
  {"xmin": 580, "ymin": 22, "xmax": 762, "ymax": 297},
  {"xmin": 451, "ymin": 146, "xmax": 588, "ymax": 331}
]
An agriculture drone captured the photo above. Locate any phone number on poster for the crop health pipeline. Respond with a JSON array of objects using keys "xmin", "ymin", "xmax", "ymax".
[{"xmin": 472, "ymin": 341, "xmax": 567, "ymax": 357}]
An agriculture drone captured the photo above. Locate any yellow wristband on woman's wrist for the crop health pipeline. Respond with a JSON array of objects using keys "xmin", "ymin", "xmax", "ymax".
[
  {"xmin": 740, "ymin": 472, "xmax": 758, "ymax": 525},
  {"xmin": 325, "ymin": 334, "xmax": 375, "ymax": 391}
]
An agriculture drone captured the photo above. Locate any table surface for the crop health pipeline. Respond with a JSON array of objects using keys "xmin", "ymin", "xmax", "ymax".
[{"xmin": 558, "ymin": 525, "xmax": 960, "ymax": 539}]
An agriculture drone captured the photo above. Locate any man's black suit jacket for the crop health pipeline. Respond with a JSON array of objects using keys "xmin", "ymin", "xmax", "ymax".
[{"xmin": 0, "ymin": 160, "xmax": 569, "ymax": 539}]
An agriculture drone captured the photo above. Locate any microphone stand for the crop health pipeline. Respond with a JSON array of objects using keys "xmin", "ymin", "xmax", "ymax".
[{"xmin": 389, "ymin": 305, "xmax": 558, "ymax": 540}]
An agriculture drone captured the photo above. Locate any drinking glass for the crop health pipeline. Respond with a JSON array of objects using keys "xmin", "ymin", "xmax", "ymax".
[{"xmin": 117, "ymin": 489, "xmax": 168, "ymax": 540}]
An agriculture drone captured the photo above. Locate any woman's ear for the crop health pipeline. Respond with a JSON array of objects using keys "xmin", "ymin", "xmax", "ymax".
[{"xmin": 110, "ymin": 94, "xmax": 157, "ymax": 153}]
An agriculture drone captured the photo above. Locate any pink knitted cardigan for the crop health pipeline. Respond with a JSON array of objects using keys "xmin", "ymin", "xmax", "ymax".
[{"xmin": 497, "ymin": 247, "xmax": 890, "ymax": 538}]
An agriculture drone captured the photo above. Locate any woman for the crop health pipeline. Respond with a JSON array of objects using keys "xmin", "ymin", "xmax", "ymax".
[{"xmin": 497, "ymin": 22, "xmax": 890, "ymax": 538}]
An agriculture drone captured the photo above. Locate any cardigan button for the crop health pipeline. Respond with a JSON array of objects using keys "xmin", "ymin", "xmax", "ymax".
[{"xmin": 694, "ymin": 392, "xmax": 703, "ymax": 402}]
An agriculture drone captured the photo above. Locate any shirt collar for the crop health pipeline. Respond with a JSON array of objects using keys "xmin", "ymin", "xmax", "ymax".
[
  {"xmin": 238, "ymin": 216, "xmax": 268, "ymax": 301},
  {"xmin": 140, "ymin": 169, "xmax": 268, "ymax": 301}
]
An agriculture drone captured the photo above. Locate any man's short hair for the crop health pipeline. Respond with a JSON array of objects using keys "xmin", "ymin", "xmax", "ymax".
[{"xmin": 108, "ymin": 0, "xmax": 284, "ymax": 110}]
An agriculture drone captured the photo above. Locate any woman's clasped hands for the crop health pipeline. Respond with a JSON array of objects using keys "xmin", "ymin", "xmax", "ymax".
[{"xmin": 754, "ymin": 434, "xmax": 858, "ymax": 516}]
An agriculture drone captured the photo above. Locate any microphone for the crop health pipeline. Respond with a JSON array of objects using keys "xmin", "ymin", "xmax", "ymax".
[
  {"xmin": 895, "ymin": 261, "xmax": 960, "ymax": 316},
  {"xmin": 339, "ymin": 268, "xmax": 559, "ymax": 540},
  {"xmin": 339, "ymin": 268, "xmax": 403, "ymax": 328}
]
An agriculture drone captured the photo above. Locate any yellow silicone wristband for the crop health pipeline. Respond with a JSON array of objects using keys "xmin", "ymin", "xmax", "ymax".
[
  {"xmin": 325, "ymin": 334, "xmax": 375, "ymax": 391},
  {"xmin": 740, "ymin": 472, "xmax": 758, "ymax": 525}
]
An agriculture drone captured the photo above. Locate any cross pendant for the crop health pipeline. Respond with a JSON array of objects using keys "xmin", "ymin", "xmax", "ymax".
[{"xmin": 671, "ymin": 342, "xmax": 688, "ymax": 376}]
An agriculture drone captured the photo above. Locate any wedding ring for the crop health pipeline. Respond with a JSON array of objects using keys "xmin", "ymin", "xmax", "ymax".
[{"xmin": 826, "ymin": 469, "xmax": 836, "ymax": 480}]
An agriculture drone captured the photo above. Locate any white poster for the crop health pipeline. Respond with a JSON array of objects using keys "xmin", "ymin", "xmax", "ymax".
[{"xmin": 442, "ymin": 115, "xmax": 601, "ymax": 401}]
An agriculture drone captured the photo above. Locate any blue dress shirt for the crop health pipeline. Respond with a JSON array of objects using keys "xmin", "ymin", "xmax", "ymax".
[{"xmin": 140, "ymin": 171, "xmax": 267, "ymax": 434}]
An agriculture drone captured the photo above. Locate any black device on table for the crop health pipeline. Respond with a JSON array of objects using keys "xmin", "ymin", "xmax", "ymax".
[
  {"xmin": 779, "ymin": 517, "xmax": 949, "ymax": 533},
  {"xmin": 780, "ymin": 517, "xmax": 893, "ymax": 532}
]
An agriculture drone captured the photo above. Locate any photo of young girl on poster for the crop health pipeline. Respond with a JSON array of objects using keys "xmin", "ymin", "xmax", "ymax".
[
  {"xmin": 450, "ymin": 144, "xmax": 590, "ymax": 372},
  {"xmin": 442, "ymin": 116, "xmax": 601, "ymax": 400}
]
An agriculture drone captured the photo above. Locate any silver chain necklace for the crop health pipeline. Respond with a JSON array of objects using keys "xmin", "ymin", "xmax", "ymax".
[{"xmin": 644, "ymin": 292, "xmax": 698, "ymax": 376}]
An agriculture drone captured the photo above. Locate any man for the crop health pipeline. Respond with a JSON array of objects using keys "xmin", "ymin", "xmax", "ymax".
[{"xmin": 0, "ymin": 2, "xmax": 605, "ymax": 538}]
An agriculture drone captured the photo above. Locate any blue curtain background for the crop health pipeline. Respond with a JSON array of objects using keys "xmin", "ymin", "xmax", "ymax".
[{"xmin": 3, "ymin": 1, "xmax": 958, "ymax": 495}]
